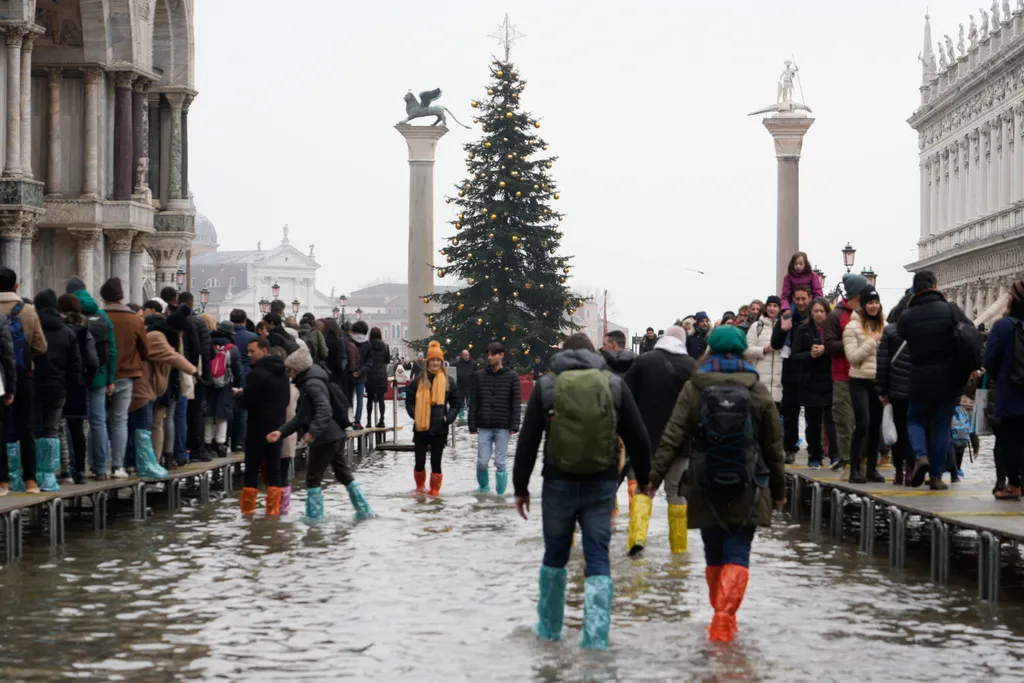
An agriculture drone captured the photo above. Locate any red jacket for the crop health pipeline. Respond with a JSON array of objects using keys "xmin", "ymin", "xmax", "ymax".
[{"xmin": 823, "ymin": 300, "xmax": 853, "ymax": 382}]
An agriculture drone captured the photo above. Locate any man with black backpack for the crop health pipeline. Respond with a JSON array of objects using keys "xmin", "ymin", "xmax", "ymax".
[
  {"xmin": 645, "ymin": 325, "xmax": 785, "ymax": 643},
  {"xmin": 513, "ymin": 333, "xmax": 651, "ymax": 651},
  {"xmin": 267, "ymin": 345, "xmax": 371, "ymax": 522}
]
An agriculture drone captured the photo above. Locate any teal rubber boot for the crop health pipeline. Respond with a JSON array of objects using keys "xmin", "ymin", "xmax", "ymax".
[
  {"xmin": 7, "ymin": 442, "xmax": 23, "ymax": 492},
  {"xmin": 476, "ymin": 467, "xmax": 489, "ymax": 493},
  {"xmin": 495, "ymin": 470, "xmax": 509, "ymax": 495},
  {"xmin": 134, "ymin": 430, "xmax": 169, "ymax": 478},
  {"xmin": 580, "ymin": 575, "xmax": 614, "ymax": 650},
  {"xmin": 346, "ymin": 481, "xmax": 374, "ymax": 520},
  {"xmin": 36, "ymin": 438, "xmax": 61, "ymax": 492},
  {"xmin": 536, "ymin": 565, "xmax": 568, "ymax": 641},
  {"xmin": 305, "ymin": 487, "xmax": 325, "ymax": 520}
]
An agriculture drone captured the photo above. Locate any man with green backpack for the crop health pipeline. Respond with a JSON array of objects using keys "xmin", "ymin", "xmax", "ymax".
[{"xmin": 513, "ymin": 333, "xmax": 651, "ymax": 650}]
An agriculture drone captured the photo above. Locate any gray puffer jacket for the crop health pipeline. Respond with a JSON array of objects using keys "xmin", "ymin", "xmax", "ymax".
[{"xmin": 277, "ymin": 364, "xmax": 346, "ymax": 445}]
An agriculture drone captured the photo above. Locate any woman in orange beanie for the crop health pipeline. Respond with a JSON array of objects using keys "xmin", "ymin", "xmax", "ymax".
[{"xmin": 405, "ymin": 340, "xmax": 460, "ymax": 495}]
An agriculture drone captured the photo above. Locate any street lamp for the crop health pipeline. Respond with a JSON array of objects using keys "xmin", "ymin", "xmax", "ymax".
[
  {"xmin": 176, "ymin": 268, "xmax": 185, "ymax": 290},
  {"xmin": 259, "ymin": 298, "xmax": 270, "ymax": 314},
  {"xmin": 199, "ymin": 288, "xmax": 210, "ymax": 313},
  {"xmin": 272, "ymin": 282, "xmax": 281, "ymax": 298},
  {"xmin": 332, "ymin": 306, "xmax": 340, "ymax": 320},
  {"xmin": 842, "ymin": 243, "xmax": 856, "ymax": 272},
  {"xmin": 339, "ymin": 293, "xmax": 348, "ymax": 324},
  {"xmin": 291, "ymin": 299, "xmax": 301, "ymax": 315},
  {"xmin": 355, "ymin": 307, "xmax": 363, "ymax": 321},
  {"xmin": 813, "ymin": 266, "xmax": 826, "ymax": 289},
  {"xmin": 861, "ymin": 267, "xmax": 877, "ymax": 287}
]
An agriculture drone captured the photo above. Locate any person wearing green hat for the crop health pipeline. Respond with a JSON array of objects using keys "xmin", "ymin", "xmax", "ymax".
[{"xmin": 646, "ymin": 325, "xmax": 785, "ymax": 643}]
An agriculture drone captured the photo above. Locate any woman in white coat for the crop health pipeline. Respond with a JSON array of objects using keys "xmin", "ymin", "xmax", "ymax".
[{"xmin": 743, "ymin": 295, "xmax": 784, "ymax": 404}]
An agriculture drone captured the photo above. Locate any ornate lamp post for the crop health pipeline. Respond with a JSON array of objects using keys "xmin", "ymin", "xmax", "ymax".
[
  {"xmin": 339, "ymin": 293, "xmax": 348, "ymax": 324},
  {"xmin": 842, "ymin": 243, "xmax": 856, "ymax": 273},
  {"xmin": 860, "ymin": 267, "xmax": 877, "ymax": 287},
  {"xmin": 291, "ymin": 299, "xmax": 301, "ymax": 315},
  {"xmin": 272, "ymin": 282, "xmax": 281, "ymax": 299},
  {"xmin": 199, "ymin": 288, "xmax": 210, "ymax": 313},
  {"xmin": 355, "ymin": 307, "xmax": 363, "ymax": 321},
  {"xmin": 259, "ymin": 298, "xmax": 270, "ymax": 315},
  {"xmin": 813, "ymin": 266, "xmax": 826, "ymax": 290},
  {"xmin": 176, "ymin": 268, "xmax": 186, "ymax": 291},
  {"xmin": 332, "ymin": 306, "xmax": 340, "ymax": 320},
  {"xmin": 825, "ymin": 244, "xmax": 858, "ymax": 304}
]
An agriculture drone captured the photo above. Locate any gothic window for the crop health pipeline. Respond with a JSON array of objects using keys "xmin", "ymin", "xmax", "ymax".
[
  {"xmin": 205, "ymin": 278, "xmax": 220, "ymax": 288},
  {"xmin": 229, "ymin": 277, "xmax": 236, "ymax": 287}
]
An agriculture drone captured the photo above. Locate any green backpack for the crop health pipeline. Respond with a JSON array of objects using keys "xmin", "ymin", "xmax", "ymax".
[{"xmin": 540, "ymin": 368, "xmax": 619, "ymax": 474}]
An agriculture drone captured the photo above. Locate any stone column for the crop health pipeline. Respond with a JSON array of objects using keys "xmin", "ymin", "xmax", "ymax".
[
  {"xmin": 147, "ymin": 94, "xmax": 160, "ymax": 201},
  {"xmin": 989, "ymin": 121, "xmax": 1000, "ymax": 213},
  {"xmin": 46, "ymin": 69, "xmax": 62, "ymax": 197},
  {"xmin": 956, "ymin": 286, "xmax": 966, "ymax": 311},
  {"xmin": 113, "ymin": 73, "xmax": 134, "ymax": 200},
  {"xmin": 968, "ymin": 130, "xmax": 979, "ymax": 218},
  {"xmin": 1004, "ymin": 116, "xmax": 1014, "ymax": 207},
  {"xmin": 938, "ymin": 148, "xmax": 948, "ymax": 232},
  {"xmin": 165, "ymin": 93, "xmax": 187, "ymax": 209},
  {"xmin": 129, "ymin": 234, "xmax": 146, "ymax": 303},
  {"xmin": 947, "ymin": 144, "xmax": 956, "ymax": 226},
  {"xmin": 81, "ymin": 68, "xmax": 101, "ymax": 199},
  {"xmin": 105, "ymin": 229, "xmax": 134, "ymax": 301},
  {"xmin": 759, "ymin": 114, "xmax": 815, "ymax": 290},
  {"xmin": 396, "ymin": 124, "xmax": 449, "ymax": 347},
  {"xmin": 1018, "ymin": 107, "xmax": 1024, "ymax": 202},
  {"xmin": 0, "ymin": 216, "xmax": 21, "ymax": 272},
  {"xmin": 931, "ymin": 152, "xmax": 941, "ymax": 234},
  {"xmin": 67, "ymin": 227, "xmax": 100, "ymax": 294},
  {"xmin": 920, "ymin": 159, "xmax": 930, "ymax": 239},
  {"xmin": 981, "ymin": 125, "xmax": 992, "ymax": 217},
  {"xmin": 999, "ymin": 277, "xmax": 1010, "ymax": 301},
  {"xmin": 957, "ymin": 138, "xmax": 967, "ymax": 224},
  {"xmin": 19, "ymin": 219, "xmax": 35, "ymax": 298},
  {"xmin": 182, "ymin": 96, "xmax": 191, "ymax": 199},
  {"xmin": 977, "ymin": 282, "xmax": 989, "ymax": 314},
  {"xmin": 3, "ymin": 29, "xmax": 23, "ymax": 177},
  {"xmin": 19, "ymin": 33, "xmax": 34, "ymax": 179},
  {"xmin": 132, "ymin": 79, "xmax": 147, "ymax": 194},
  {"xmin": 144, "ymin": 233, "xmax": 191, "ymax": 291},
  {"xmin": 965, "ymin": 285, "xmax": 975, "ymax": 319}
]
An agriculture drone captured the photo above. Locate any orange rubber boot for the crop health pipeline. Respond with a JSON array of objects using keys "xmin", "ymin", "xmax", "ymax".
[
  {"xmin": 627, "ymin": 480, "xmax": 637, "ymax": 513},
  {"xmin": 240, "ymin": 487, "xmax": 259, "ymax": 515},
  {"xmin": 266, "ymin": 487, "xmax": 282, "ymax": 516},
  {"xmin": 709, "ymin": 564, "xmax": 749, "ymax": 642},
  {"xmin": 414, "ymin": 469, "xmax": 427, "ymax": 492},
  {"xmin": 705, "ymin": 566, "xmax": 722, "ymax": 611},
  {"xmin": 429, "ymin": 472, "xmax": 443, "ymax": 496}
]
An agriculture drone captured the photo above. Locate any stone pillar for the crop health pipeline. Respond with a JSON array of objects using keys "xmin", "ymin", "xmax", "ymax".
[
  {"xmin": 113, "ymin": 73, "xmax": 134, "ymax": 200},
  {"xmin": 105, "ymin": 229, "xmax": 134, "ymax": 301},
  {"xmin": 165, "ymin": 93, "xmax": 187, "ymax": 209},
  {"xmin": 1018, "ymin": 107, "xmax": 1024, "ymax": 202},
  {"xmin": 147, "ymin": 94, "xmax": 160, "ymax": 201},
  {"xmin": 145, "ymin": 233, "xmax": 192, "ymax": 291},
  {"xmin": 977, "ymin": 282, "xmax": 989, "ymax": 314},
  {"xmin": 931, "ymin": 152, "xmax": 941, "ymax": 234},
  {"xmin": 989, "ymin": 122, "xmax": 1000, "ymax": 213},
  {"xmin": 968, "ymin": 130, "xmax": 979, "ymax": 218},
  {"xmin": 946, "ymin": 145, "xmax": 956, "ymax": 227},
  {"xmin": 956, "ymin": 286, "xmax": 966, "ymax": 311},
  {"xmin": 46, "ymin": 69, "xmax": 63, "ymax": 198},
  {"xmin": 1004, "ymin": 116, "xmax": 1014, "ymax": 207},
  {"xmin": 0, "ymin": 216, "xmax": 21, "ymax": 272},
  {"xmin": 129, "ymin": 234, "xmax": 146, "ymax": 303},
  {"xmin": 999, "ymin": 277, "xmax": 1010, "ymax": 301},
  {"xmin": 396, "ymin": 124, "xmax": 449, "ymax": 346},
  {"xmin": 19, "ymin": 219, "xmax": 35, "ymax": 298},
  {"xmin": 182, "ymin": 96, "xmax": 191, "ymax": 199},
  {"xmin": 67, "ymin": 227, "xmax": 100, "ymax": 294},
  {"xmin": 132, "ymin": 79, "xmax": 147, "ymax": 194},
  {"xmin": 19, "ymin": 33, "xmax": 34, "ymax": 179},
  {"xmin": 81, "ymin": 68, "xmax": 101, "ymax": 199},
  {"xmin": 920, "ymin": 159, "xmax": 930, "ymax": 240},
  {"xmin": 957, "ymin": 138, "xmax": 967, "ymax": 224},
  {"xmin": 965, "ymin": 285, "xmax": 975, "ymax": 319},
  {"xmin": 760, "ymin": 114, "xmax": 815, "ymax": 291},
  {"xmin": 981, "ymin": 125, "xmax": 992, "ymax": 217},
  {"xmin": 3, "ymin": 29, "xmax": 23, "ymax": 177},
  {"xmin": 938, "ymin": 148, "xmax": 948, "ymax": 232}
]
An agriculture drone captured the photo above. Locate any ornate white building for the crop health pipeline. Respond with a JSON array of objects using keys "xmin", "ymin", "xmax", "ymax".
[
  {"xmin": 0, "ymin": 1, "xmax": 196, "ymax": 301},
  {"xmin": 907, "ymin": 7, "xmax": 1024, "ymax": 318}
]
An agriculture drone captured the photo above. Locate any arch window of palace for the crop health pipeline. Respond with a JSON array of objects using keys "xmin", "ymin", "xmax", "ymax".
[{"xmin": 205, "ymin": 278, "xmax": 220, "ymax": 288}]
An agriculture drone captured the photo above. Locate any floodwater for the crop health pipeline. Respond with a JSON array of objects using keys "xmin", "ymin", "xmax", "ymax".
[{"xmin": 2, "ymin": 417, "xmax": 1024, "ymax": 683}]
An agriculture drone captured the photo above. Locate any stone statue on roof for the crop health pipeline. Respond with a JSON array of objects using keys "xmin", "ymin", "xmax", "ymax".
[{"xmin": 748, "ymin": 58, "xmax": 812, "ymax": 117}]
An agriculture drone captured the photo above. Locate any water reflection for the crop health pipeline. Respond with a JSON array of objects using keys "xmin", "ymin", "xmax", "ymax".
[{"xmin": 1, "ymin": 418, "xmax": 1023, "ymax": 681}]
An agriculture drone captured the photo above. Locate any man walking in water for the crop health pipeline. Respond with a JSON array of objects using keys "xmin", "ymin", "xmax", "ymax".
[{"xmin": 468, "ymin": 342, "xmax": 520, "ymax": 494}]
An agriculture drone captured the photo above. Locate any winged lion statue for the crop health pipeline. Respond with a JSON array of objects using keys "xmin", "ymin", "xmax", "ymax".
[{"xmin": 398, "ymin": 88, "xmax": 470, "ymax": 128}]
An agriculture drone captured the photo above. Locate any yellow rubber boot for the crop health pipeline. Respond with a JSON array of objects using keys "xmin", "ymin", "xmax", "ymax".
[
  {"xmin": 667, "ymin": 504, "xmax": 688, "ymax": 554},
  {"xmin": 627, "ymin": 494, "xmax": 652, "ymax": 556}
]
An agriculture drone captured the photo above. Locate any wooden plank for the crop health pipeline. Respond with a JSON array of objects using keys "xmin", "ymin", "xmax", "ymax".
[{"xmin": 142, "ymin": 455, "xmax": 243, "ymax": 482}]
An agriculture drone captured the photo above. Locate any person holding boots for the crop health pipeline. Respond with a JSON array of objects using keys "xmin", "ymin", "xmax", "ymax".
[
  {"xmin": 646, "ymin": 326, "xmax": 785, "ymax": 643},
  {"xmin": 267, "ymin": 345, "xmax": 372, "ymax": 521},
  {"xmin": 468, "ymin": 341, "xmax": 520, "ymax": 494},
  {"xmin": 843, "ymin": 286, "xmax": 886, "ymax": 484},
  {"xmin": 513, "ymin": 333, "xmax": 651, "ymax": 651},
  {"xmin": 235, "ymin": 337, "xmax": 290, "ymax": 515},
  {"xmin": 405, "ymin": 340, "xmax": 460, "ymax": 496}
]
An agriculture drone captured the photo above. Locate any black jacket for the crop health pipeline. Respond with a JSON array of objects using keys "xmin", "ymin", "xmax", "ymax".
[
  {"xmin": 897, "ymin": 290, "xmax": 972, "ymax": 401},
  {"xmin": 601, "ymin": 348, "xmax": 637, "ymax": 377},
  {"xmin": 876, "ymin": 322, "xmax": 912, "ymax": 403},
  {"xmin": 279, "ymin": 363, "xmax": 346, "ymax": 445},
  {"xmin": 791, "ymin": 321, "xmax": 832, "ymax": 407},
  {"xmin": 639, "ymin": 336, "xmax": 658, "ymax": 354},
  {"xmin": 324, "ymin": 329, "xmax": 348, "ymax": 382},
  {"xmin": 365, "ymin": 338, "xmax": 392, "ymax": 397},
  {"xmin": 0, "ymin": 315, "xmax": 15, "ymax": 396},
  {"xmin": 190, "ymin": 313, "xmax": 213, "ymax": 382},
  {"xmin": 455, "ymin": 358, "xmax": 476, "ymax": 393},
  {"xmin": 770, "ymin": 318, "xmax": 800, "ymax": 386},
  {"xmin": 405, "ymin": 369, "xmax": 461, "ymax": 436},
  {"xmin": 168, "ymin": 304, "xmax": 202, "ymax": 370},
  {"xmin": 685, "ymin": 333, "xmax": 708, "ymax": 359},
  {"xmin": 513, "ymin": 349, "xmax": 651, "ymax": 497},
  {"xmin": 624, "ymin": 345, "xmax": 696, "ymax": 450},
  {"xmin": 35, "ymin": 306, "xmax": 82, "ymax": 400},
  {"xmin": 267, "ymin": 326, "xmax": 298, "ymax": 356},
  {"xmin": 469, "ymin": 365, "xmax": 521, "ymax": 432},
  {"xmin": 237, "ymin": 355, "xmax": 290, "ymax": 437}
]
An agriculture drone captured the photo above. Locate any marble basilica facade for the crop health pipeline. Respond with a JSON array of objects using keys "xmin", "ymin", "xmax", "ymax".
[
  {"xmin": 908, "ymin": 9, "xmax": 1024, "ymax": 318},
  {"xmin": 0, "ymin": 0, "xmax": 196, "ymax": 302}
]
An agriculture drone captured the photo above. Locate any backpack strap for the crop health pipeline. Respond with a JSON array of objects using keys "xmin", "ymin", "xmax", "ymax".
[
  {"xmin": 10, "ymin": 303, "xmax": 23, "ymax": 317},
  {"xmin": 607, "ymin": 372, "xmax": 624, "ymax": 414},
  {"xmin": 539, "ymin": 373, "xmax": 555, "ymax": 414}
]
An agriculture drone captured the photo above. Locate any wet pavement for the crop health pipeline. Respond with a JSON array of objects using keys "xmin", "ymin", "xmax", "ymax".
[{"xmin": 2, "ymin": 418, "xmax": 1024, "ymax": 682}]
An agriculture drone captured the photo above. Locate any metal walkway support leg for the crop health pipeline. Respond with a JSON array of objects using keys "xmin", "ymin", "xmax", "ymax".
[
  {"xmin": 810, "ymin": 483, "xmax": 823, "ymax": 534},
  {"xmin": 47, "ymin": 497, "xmax": 65, "ymax": 549},
  {"xmin": 830, "ymin": 489, "xmax": 845, "ymax": 541},
  {"xmin": 92, "ymin": 491, "xmax": 108, "ymax": 531},
  {"xmin": 790, "ymin": 475, "xmax": 801, "ymax": 520},
  {"xmin": 224, "ymin": 465, "xmax": 234, "ymax": 496},
  {"xmin": 859, "ymin": 498, "xmax": 875, "ymax": 555},
  {"xmin": 930, "ymin": 519, "xmax": 950, "ymax": 585},
  {"xmin": 133, "ymin": 482, "xmax": 147, "ymax": 521},
  {"xmin": 888, "ymin": 507, "xmax": 906, "ymax": 569},
  {"xmin": 200, "ymin": 471, "xmax": 211, "ymax": 504},
  {"xmin": 979, "ymin": 532, "xmax": 1001, "ymax": 601}
]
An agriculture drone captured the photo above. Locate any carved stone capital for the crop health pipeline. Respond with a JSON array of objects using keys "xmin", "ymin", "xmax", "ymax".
[
  {"xmin": 114, "ymin": 72, "xmax": 136, "ymax": 90},
  {"xmin": 4, "ymin": 28, "xmax": 25, "ymax": 48},
  {"xmin": 144, "ymin": 232, "xmax": 193, "ymax": 266},
  {"xmin": 0, "ymin": 215, "xmax": 22, "ymax": 240},
  {"xmin": 104, "ymin": 228, "xmax": 135, "ymax": 253},
  {"xmin": 164, "ymin": 93, "xmax": 187, "ymax": 110},
  {"xmin": 67, "ymin": 227, "xmax": 101, "ymax": 251},
  {"xmin": 133, "ymin": 77, "xmax": 150, "ymax": 94},
  {"xmin": 19, "ymin": 218, "xmax": 36, "ymax": 242},
  {"xmin": 21, "ymin": 32, "xmax": 36, "ymax": 53},
  {"xmin": 82, "ymin": 67, "xmax": 102, "ymax": 86},
  {"xmin": 131, "ymin": 233, "xmax": 148, "ymax": 254}
]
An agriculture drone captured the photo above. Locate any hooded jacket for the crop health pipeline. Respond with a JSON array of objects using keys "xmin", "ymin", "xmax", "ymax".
[
  {"xmin": 298, "ymin": 322, "xmax": 328, "ymax": 361},
  {"xmin": 62, "ymin": 310, "xmax": 99, "ymax": 418},
  {"xmin": 278, "ymin": 363, "xmax": 346, "ymax": 445},
  {"xmin": 365, "ymin": 338, "xmax": 392, "ymax": 397},
  {"xmin": 468, "ymin": 364, "xmax": 521, "ymax": 432},
  {"xmin": 624, "ymin": 335, "xmax": 696, "ymax": 451},
  {"xmin": 268, "ymin": 325, "xmax": 299, "ymax": 356},
  {"xmin": 35, "ymin": 304, "xmax": 82, "ymax": 400},
  {"xmin": 875, "ymin": 322, "xmax": 912, "ymax": 403},
  {"xmin": 843, "ymin": 311, "xmax": 879, "ymax": 381},
  {"xmin": 791, "ymin": 320, "xmax": 832, "ymax": 407},
  {"xmin": 601, "ymin": 348, "xmax": 637, "ymax": 377},
  {"xmin": 351, "ymin": 332, "xmax": 371, "ymax": 381},
  {"xmin": 512, "ymin": 349, "xmax": 651, "ymax": 497},
  {"xmin": 744, "ymin": 316, "xmax": 783, "ymax": 403},
  {"xmin": 130, "ymin": 315, "xmax": 196, "ymax": 412},
  {"xmin": 237, "ymin": 354, "xmax": 290, "ymax": 437},
  {"xmin": 897, "ymin": 289, "xmax": 972, "ymax": 401},
  {"xmin": 71, "ymin": 289, "xmax": 116, "ymax": 388},
  {"xmin": 639, "ymin": 335, "xmax": 658, "ymax": 354}
]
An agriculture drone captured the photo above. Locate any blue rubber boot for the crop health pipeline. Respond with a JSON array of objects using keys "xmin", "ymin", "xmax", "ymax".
[
  {"xmin": 495, "ymin": 470, "xmax": 509, "ymax": 495},
  {"xmin": 134, "ymin": 430, "xmax": 168, "ymax": 478},
  {"xmin": 346, "ymin": 481, "xmax": 374, "ymax": 520},
  {"xmin": 536, "ymin": 565, "xmax": 567, "ymax": 641},
  {"xmin": 7, "ymin": 442, "xmax": 23, "ymax": 492},
  {"xmin": 476, "ymin": 467, "xmax": 489, "ymax": 493},
  {"xmin": 36, "ymin": 438, "xmax": 61, "ymax": 492},
  {"xmin": 305, "ymin": 487, "xmax": 325, "ymax": 520},
  {"xmin": 580, "ymin": 575, "xmax": 614, "ymax": 650}
]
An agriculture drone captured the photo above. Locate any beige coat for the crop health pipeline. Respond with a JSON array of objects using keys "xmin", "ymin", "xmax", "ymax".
[
  {"xmin": 282, "ymin": 384, "xmax": 299, "ymax": 459},
  {"xmin": 743, "ymin": 316, "xmax": 783, "ymax": 403},
  {"xmin": 0, "ymin": 291, "xmax": 46, "ymax": 365},
  {"xmin": 843, "ymin": 311, "xmax": 879, "ymax": 381},
  {"xmin": 131, "ymin": 330, "xmax": 196, "ymax": 412}
]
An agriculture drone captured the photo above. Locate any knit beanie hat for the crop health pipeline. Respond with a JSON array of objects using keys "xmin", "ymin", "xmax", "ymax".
[
  {"xmin": 34, "ymin": 289, "xmax": 58, "ymax": 310},
  {"xmin": 843, "ymin": 273, "xmax": 868, "ymax": 298},
  {"xmin": 694, "ymin": 311, "xmax": 710, "ymax": 323},
  {"xmin": 284, "ymin": 345, "xmax": 313, "ymax": 373},
  {"xmin": 426, "ymin": 340, "xmax": 444, "ymax": 361},
  {"xmin": 58, "ymin": 293, "xmax": 82, "ymax": 313},
  {"xmin": 65, "ymin": 276, "xmax": 87, "ymax": 294},
  {"xmin": 99, "ymin": 277, "xmax": 124, "ymax": 303},
  {"xmin": 859, "ymin": 286, "xmax": 880, "ymax": 306},
  {"xmin": 707, "ymin": 326, "xmax": 748, "ymax": 355},
  {"xmin": 765, "ymin": 295, "xmax": 782, "ymax": 307},
  {"xmin": 1011, "ymin": 280, "xmax": 1024, "ymax": 304}
]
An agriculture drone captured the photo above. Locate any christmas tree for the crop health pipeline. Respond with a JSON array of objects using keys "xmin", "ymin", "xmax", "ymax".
[{"xmin": 423, "ymin": 50, "xmax": 582, "ymax": 364}]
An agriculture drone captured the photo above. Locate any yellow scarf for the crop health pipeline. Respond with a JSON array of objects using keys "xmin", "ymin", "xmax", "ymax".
[{"xmin": 415, "ymin": 369, "xmax": 447, "ymax": 431}]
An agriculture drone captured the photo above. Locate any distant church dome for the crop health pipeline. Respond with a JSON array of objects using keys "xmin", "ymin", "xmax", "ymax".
[{"xmin": 192, "ymin": 212, "xmax": 219, "ymax": 256}]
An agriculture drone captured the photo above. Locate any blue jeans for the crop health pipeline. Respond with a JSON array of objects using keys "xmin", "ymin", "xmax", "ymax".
[
  {"xmin": 541, "ymin": 479, "xmax": 617, "ymax": 577},
  {"xmin": 701, "ymin": 527, "xmax": 756, "ymax": 567},
  {"xmin": 354, "ymin": 382, "xmax": 366, "ymax": 424},
  {"xmin": 908, "ymin": 397, "xmax": 957, "ymax": 479},
  {"xmin": 107, "ymin": 378, "xmax": 133, "ymax": 469},
  {"xmin": 174, "ymin": 393, "xmax": 188, "ymax": 463},
  {"xmin": 476, "ymin": 428, "xmax": 511, "ymax": 471},
  {"xmin": 87, "ymin": 385, "xmax": 110, "ymax": 474}
]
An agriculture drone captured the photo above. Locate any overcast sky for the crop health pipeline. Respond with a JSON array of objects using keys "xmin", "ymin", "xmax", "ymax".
[{"xmin": 189, "ymin": 1, "xmax": 961, "ymax": 334}]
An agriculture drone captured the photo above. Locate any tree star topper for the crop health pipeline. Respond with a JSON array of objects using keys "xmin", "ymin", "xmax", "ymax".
[{"xmin": 489, "ymin": 13, "xmax": 525, "ymax": 61}]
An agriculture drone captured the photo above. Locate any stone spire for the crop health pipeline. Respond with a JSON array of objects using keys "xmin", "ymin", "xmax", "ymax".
[{"xmin": 922, "ymin": 11, "xmax": 935, "ymax": 83}]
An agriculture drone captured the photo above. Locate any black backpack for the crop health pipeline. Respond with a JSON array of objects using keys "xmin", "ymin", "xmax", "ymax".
[
  {"xmin": 949, "ymin": 304, "xmax": 984, "ymax": 386},
  {"xmin": 312, "ymin": 377, "xmax": 352, "ymax": 430},
  {"xmin": 87, "ymin": 314, "xmax": 110, "ymax": 375}
]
